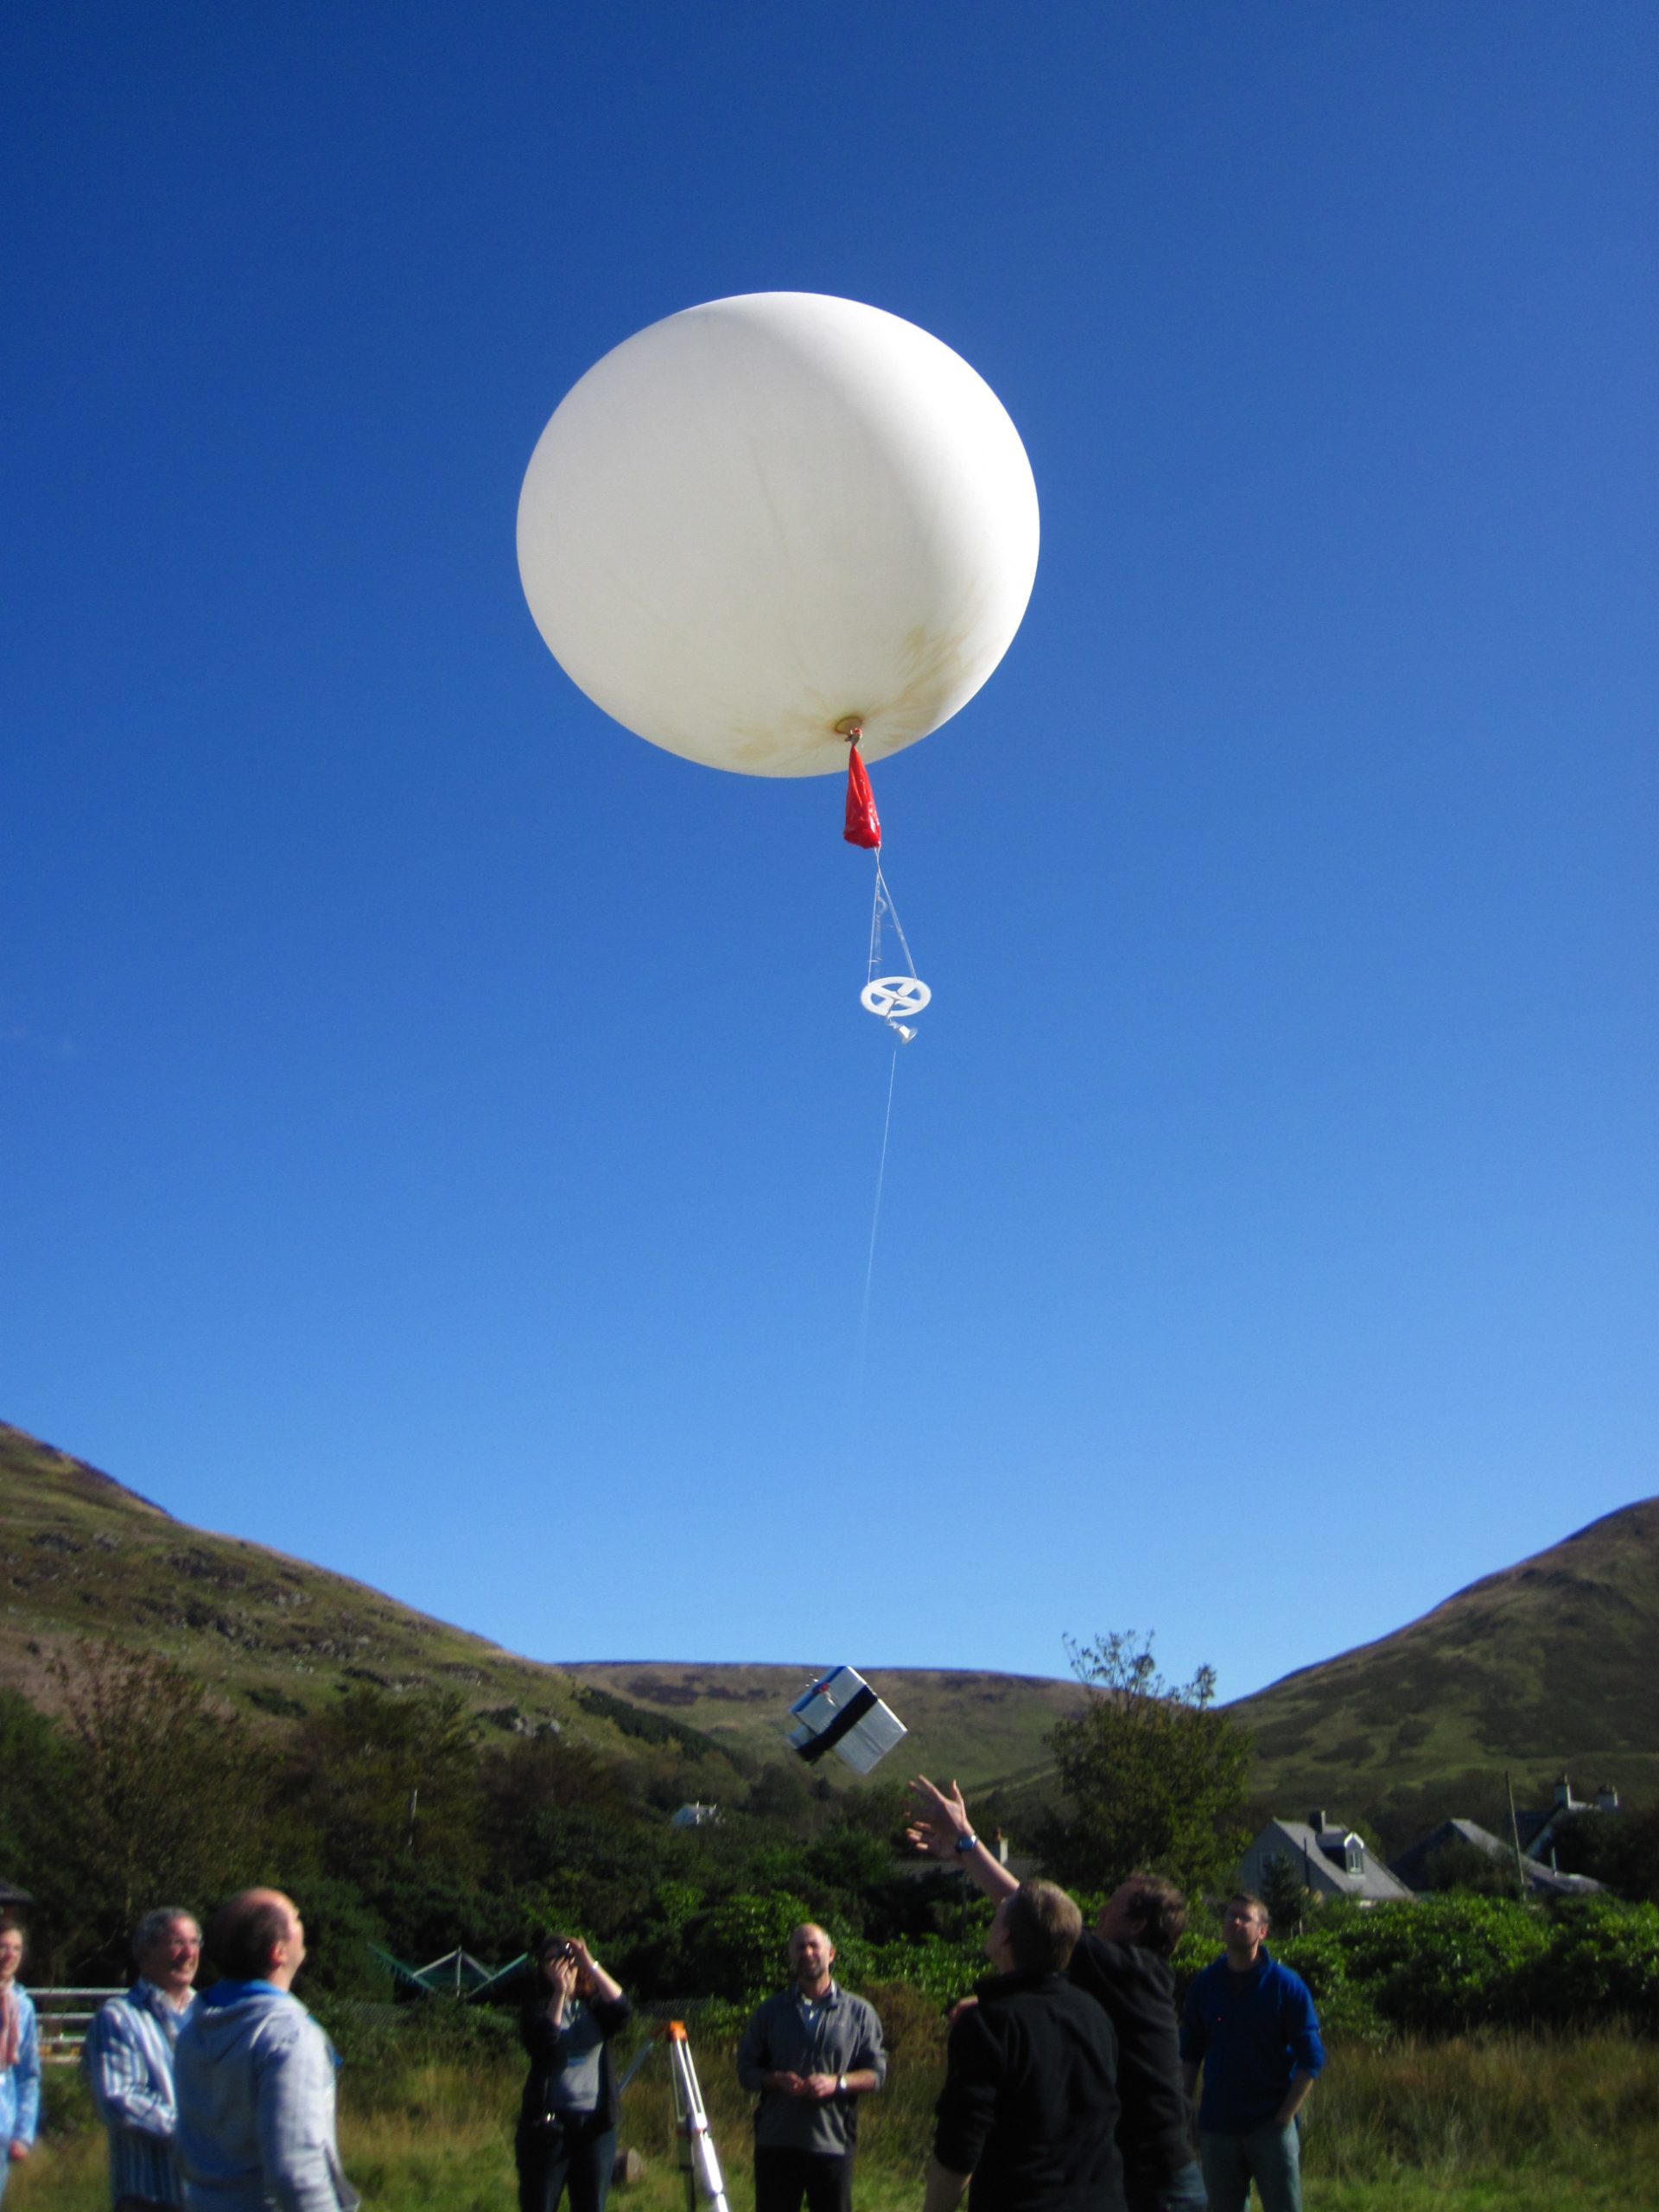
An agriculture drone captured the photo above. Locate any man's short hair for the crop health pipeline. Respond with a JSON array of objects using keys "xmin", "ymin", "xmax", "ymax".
[
  {"xmin": 1227, "ymin": 1891, "xmax": 1268, "ymax": 1920},
  {"xmin": 1122, "ymin": 1873, "xmax": 1186, "ymax": 1958},
  {"xmin": 132, "ymin": 1907, "xmax": 197, "ymax": 1963},
  {"xmin": 206, "ymin": 1893, "xmax": 290, "ymax": 1982},
  {"xmin": 1004, "ymin": 1880, "xmax": 1083, "ymax": 1974}
]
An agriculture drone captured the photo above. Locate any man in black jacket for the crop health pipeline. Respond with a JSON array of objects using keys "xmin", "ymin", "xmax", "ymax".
[
  {"xmin": 928, "ymin": 1880, "xmax": 1125, "ymax": 2212},
  {"xmin": 909, "ymin": 1777, "xmax": 1205, "ymax": 2212}
]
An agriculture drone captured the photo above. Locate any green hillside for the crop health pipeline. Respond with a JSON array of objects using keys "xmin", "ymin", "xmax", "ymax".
[
  {"xmin": 561, "ymin": 1661, "xmax": 1085, "ymax": 1790},
  {"xmin": 1233, "ymin": 1498, "xmax": 1659, "ymax": 1847},
  {"xmin": 8, "ymin": 1417, "xmax": 1655, "ymax": 1850},
  {"xmin": 0, "ymin": 1421, "xmax": 595, "ymax": 1742},
  {"xmin": 0, "ymin": 1422, "xmax": 1078, "ymax": 1789}
]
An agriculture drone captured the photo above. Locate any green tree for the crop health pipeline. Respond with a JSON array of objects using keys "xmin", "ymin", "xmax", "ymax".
[
  {"xmin": 284, "ymin": 1685, "xmax": 484, "ymax": 1886},
  {"xmin": 1257, "ymin": 1849, "xmax": 1320, "ymax": 1935},
  {"xmin": 1420, "ymin": 1837, "xmax": 1519, "ymax": 1897},
  {"xmin": 48, "ymin": 1643, "xmax": 274, "ymax": 1972},
  {"xmin": 1035, "ymin": 1631, "xmax": 1252, "ymax": 1900},
  {"xmin": 1552, "ymin": 1801, "xmax": 1659, "ymax": 1906}
]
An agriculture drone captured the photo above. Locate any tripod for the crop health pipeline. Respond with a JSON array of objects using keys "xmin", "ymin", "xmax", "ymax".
[{"xmin": 619, "ymin": 2022, "xmax": 730, "ymax": 2212}]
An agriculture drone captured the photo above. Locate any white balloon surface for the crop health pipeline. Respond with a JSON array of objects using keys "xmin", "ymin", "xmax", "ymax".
[{"xmin": 517, "ymin": 292, "xmax": 1039, "ymax": 778}]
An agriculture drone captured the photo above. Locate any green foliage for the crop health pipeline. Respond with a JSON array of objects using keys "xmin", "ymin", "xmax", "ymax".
[
  {"xmin": 1551, "ymin": 1800, "xmax": 1659, "ymax": 1905},
  {"xmin": 1036, "ymin": 1631, "xmax": 1252, "ymax": 1898},
  {"xmin": 671, "ymin": 1890, "xmax": 815, "ymax": 2002},
  {"xmin": 569, "ymin": 1682, "xmax": 730, "ymax": 1764},
  {"xmin": 285, "ymin": 1684, "xmax": 486, "ymax": 1880},
  {"xmin": 1177, "ymin": 1893, "xmax": 1659, "ymax": 2042},
  {"xmin": 9, "ymin": 1629, "xmax": 1656, "ymax": 2057},
  {"xmin": 1513, "ymin": 1897, "xmax": 1659, "ymax": 2024},
  {"xmin": 1256, "ymin": 1849, "xmax": 1320, "ymax": 1934},
  {"xmin": 1418, "ymin": 1837, "xmax": 1521, "ymax": 1897},
  {"xmin": 41, "ymin": 1643, "xmax": 274, "ymax": 1977}
]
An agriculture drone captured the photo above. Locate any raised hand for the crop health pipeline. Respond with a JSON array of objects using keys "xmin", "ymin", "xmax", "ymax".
[{"xmin": 905, "ymin": 1774, "xmax": 974, "ymax": 1858}]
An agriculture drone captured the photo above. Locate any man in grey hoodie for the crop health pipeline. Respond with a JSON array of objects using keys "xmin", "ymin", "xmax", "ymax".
[{"xmin": 175, "ymin": 1891, "xmax": 357, "ymax": 2212}]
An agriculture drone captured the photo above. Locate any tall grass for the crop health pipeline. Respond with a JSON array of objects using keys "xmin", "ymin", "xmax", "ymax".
[{"xmin": 14, "ymin": 2018, "xmax": 1659, "ymax": 2212}]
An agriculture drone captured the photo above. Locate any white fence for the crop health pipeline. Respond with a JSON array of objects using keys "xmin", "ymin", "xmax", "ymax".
[{"xmin": 30, "ymin": 1987, "xmax": 122, "ymax": 2065}]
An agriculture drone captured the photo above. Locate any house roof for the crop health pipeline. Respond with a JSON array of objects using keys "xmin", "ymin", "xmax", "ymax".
[
  {"xmin": 1389, "ymin": 1816, "xmax": 1604, "ymax": 1898},
  {"xmin": 1244, "ymin": 1818, "xmax": 1414, "ymax": 1903}
]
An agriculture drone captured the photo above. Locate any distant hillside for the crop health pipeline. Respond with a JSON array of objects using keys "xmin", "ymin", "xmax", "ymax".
[
  {"xmin": 0, "ymin": 1422, "xmax": 1078, "ymax": 1788},
  {"xmin": 0, "ymin": 1421, "xmax": 600, "ymax": 1745},
  {"xmin": 10, "ymin": 1419, "xmax": 1654, "ymax": 1843},
  {"xmin": 1235, "ymin": 1499, "xmax": 1659, "ymax": 1847},
  {"xmin": 561, "ymin": 1661, "xmax": 1086, "ymax": 1791}
]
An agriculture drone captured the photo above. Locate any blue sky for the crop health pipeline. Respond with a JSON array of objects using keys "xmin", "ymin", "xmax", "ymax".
[{"xmin": 3, "ymin": 3, "xmax": 1654, "ymax": 1705}]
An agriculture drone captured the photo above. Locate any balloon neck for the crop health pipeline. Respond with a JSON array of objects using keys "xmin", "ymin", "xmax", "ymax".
[{"xmin": 835, "ymin": 716, "xmax": 865, "ymax": 744}]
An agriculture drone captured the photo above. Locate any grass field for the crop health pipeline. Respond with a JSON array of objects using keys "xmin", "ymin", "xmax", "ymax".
[{"xmin": 14, "ymin": 2024, "xmax": 1659, "ymax": 2212}]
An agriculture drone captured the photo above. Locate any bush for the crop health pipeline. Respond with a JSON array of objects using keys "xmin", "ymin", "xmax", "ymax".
[{"xmin": 1172, "ymin": 1895, "xmax": 1659, "ymax": 2043}]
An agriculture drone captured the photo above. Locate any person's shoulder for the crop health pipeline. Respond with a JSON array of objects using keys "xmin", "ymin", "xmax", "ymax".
[
  {"xmin": 1070, "ymin": 1929, "xmax": 1116, "ymax": 1977},
  {"xmin": 1264, "ymin": 1955, "xmax": 1316, "ymax": 2002},
  {"xmin": 246, "ymin": 1992, "xmax": 312, "ymax": 2050},
  {"xmin": 1049, "ymin": 1974, "xmax": 1116, "ymax": 2028},
  {"xmin": 1077, "ymin": 1932, "xmax": 1173, "ymax": 1993}
]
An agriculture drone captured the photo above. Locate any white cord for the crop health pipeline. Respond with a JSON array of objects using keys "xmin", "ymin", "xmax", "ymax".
[{"xmin": 850, "ymin": 1047, "xmax": 900, "ymax": 1415}]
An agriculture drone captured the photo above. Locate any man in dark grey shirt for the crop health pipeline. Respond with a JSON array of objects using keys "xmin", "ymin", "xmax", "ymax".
[{"xmin": 734, "ymin": 1924, "xmax": 886, "ymax": 2212}]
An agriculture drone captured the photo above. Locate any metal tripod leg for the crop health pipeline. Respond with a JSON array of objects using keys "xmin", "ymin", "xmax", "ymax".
[
  {"xmin": 618, "ymin": 2021, "xmax": 729, "ymax": 2212},
  {"xmin": 667, "ymin": 2024, "xmax": 730, "ymax": 2212}
]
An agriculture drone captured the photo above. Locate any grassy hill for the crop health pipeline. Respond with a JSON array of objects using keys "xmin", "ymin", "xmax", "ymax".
[
  {"xmin": 0, "ymin": 1421, "xmax": 603, "ymax": 1741},
  {"xmin": 1232, "ymin": 1497, "xmax": 1659, "ymax": 1847},
  {"xmin": 0, "ymin": 1421, "xmax": 1079, "ymax": 1789},
  {"xmin": 560, "ymin": 1660, "xmax": 1084, "ymax": 1790},
  {"xmin": 8, "ymin": 1416, "xmax": 1655, "ymax": 1846}
]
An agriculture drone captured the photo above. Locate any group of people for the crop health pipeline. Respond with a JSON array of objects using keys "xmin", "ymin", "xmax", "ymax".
[
  {"xmin": 0, "ymin": 1783, "xmax": 1323, "ymax": 2212},
  {"xmin": 903, "ymin": 1776, "xmax": 1325, "ymax": 2212}
]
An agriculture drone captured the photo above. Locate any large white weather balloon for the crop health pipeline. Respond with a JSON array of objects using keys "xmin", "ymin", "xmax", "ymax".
[{"xmin": 517, "ymin": 291, "xmax": 1039, "ymax": 779}]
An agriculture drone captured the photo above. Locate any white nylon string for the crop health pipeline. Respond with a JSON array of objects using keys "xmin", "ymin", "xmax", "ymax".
[
  {"xmin": 849, "ymin": 1046, "xmax": 900, "ymax": 1421},
  {"xmin": 868, "ymin": 857, "xmax": 919, "ymax": 983}
]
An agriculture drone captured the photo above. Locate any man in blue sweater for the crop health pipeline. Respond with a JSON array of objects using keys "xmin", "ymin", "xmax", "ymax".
[{"xmin": 1179, "ymin": 1893, "xmax": 1323, "ymax": 2212}]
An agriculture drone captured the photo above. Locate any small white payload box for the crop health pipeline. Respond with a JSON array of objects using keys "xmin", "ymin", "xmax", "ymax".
[{"xmin": 785, "ymin": 1666, "xmax": 907, "ymax": 1776}]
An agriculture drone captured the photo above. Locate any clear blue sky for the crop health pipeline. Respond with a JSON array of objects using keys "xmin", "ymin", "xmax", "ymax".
[{"xmin": 3, "ymin": 3, "xmax": 1654, "ymax": 1705}]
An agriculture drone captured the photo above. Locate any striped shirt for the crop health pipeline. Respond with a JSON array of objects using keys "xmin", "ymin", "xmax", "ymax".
[{"xmin": 84, "ymin": 1981, "xmax": 196, "ymax": 2209}]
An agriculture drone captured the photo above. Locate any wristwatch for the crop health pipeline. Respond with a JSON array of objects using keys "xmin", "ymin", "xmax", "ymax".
[
  {"xmin": 837, "ymin": 2074, "xmax": 848, "ymax": 2095},
  {"xmin": 955, "ymin": 1830, "xmax": 979, "ymax": 1853}
]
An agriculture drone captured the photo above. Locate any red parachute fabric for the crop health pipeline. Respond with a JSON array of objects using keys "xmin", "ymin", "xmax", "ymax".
[{"xmin": 843, "ymin": 746, "xmax": 882, "ymax": 849}]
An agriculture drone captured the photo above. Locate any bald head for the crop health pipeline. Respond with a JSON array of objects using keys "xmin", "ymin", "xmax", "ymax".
[
  {"xmin": 788, "ymin": 1923, "xmax": 835, "ymax": 1996},
  {"xmin": 206, "ymin": 1890, "xmax": 307, "ymax": 1989}
]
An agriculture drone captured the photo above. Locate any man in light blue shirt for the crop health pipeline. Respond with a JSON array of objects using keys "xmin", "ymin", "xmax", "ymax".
[
  {"xmin": 85, "ymin": 1907, "xmax": 201, "ymax": 2211},
  {"xmin": 175, "ymin": 1889, "xmax": 357, "ymax": 2212}
]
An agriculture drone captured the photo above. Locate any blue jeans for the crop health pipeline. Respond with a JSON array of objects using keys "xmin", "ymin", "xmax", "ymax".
[
  {"xmin": 1199, "ymin": 2122, "xmax": 1301, "ymax": 2212},
  {"xmin": 1126, "ymin": 2158, "xmax": 1210, "ymax": 2212}
]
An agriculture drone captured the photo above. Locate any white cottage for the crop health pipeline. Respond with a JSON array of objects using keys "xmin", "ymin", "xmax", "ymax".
[{"xmin": 1241, "ymin": 1808, "xmax": 1414, "ymax": 1904}]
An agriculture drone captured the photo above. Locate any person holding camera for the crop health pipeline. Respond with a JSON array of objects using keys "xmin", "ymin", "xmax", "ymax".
[{"xmin": 517, "ymin": 1935, "xmax": 632, "ymax": 2212}]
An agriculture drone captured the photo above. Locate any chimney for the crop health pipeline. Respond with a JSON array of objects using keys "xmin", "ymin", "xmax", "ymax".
[
  {"xmin": 1308, "ymin": 1809, "xmax": 1327, "ymax": 1834},
  {"xmin": 1598, "ymin": 1784, "xmax": 1620, "ymax": 1812},
  {"xmin": 1553, "ymin": 1776, "xmax": 1572, "ymax": 1808}
]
